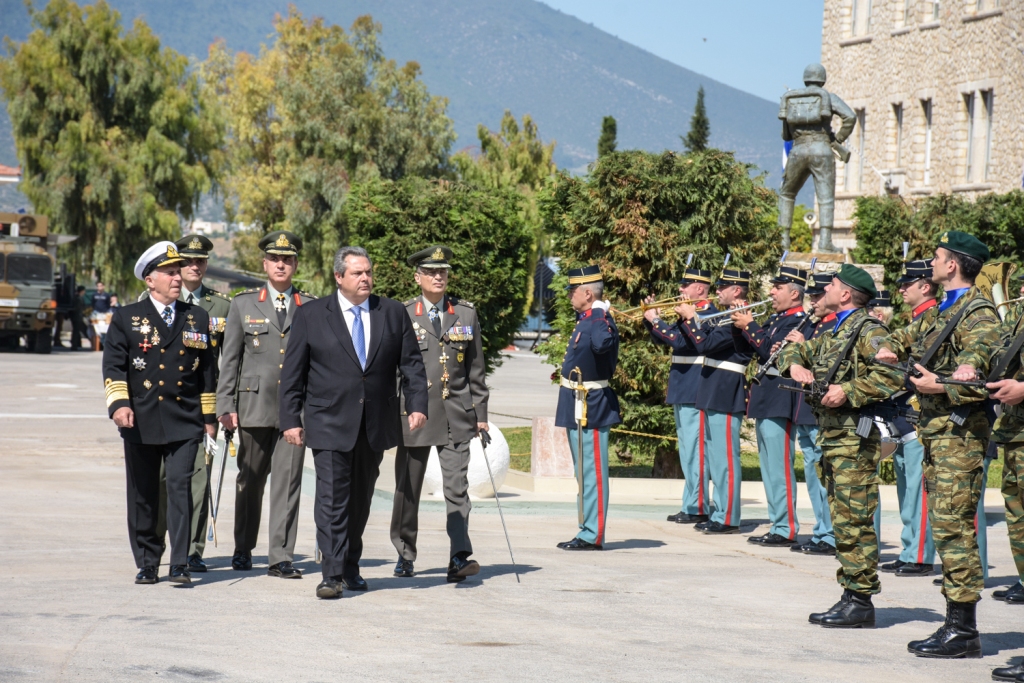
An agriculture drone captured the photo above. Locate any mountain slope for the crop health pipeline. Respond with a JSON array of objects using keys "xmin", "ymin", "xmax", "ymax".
[{"xmin": 0, "ymin": 0, "xmax": 789, "ymax": 211}]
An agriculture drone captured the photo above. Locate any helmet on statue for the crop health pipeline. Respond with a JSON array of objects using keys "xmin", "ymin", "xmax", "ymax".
[{"xmin": 803, "ymin": 63, "xmax": 827, "ymax": 86}]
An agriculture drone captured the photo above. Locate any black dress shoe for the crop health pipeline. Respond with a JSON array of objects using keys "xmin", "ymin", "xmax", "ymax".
[
  {"xmin": 268, "ymin": 561, "xmax": 302, "ymax": 579},
  {"xmin": 814, "ymin": 589, "xmax": 874, "ymax": 628},
  {"xmin": 394, "ymin": 559, "xmax": 415, "ymax": 577},
  {"xmin": 560, "ymin": 537, "xmax": 603, "ymax": 550},
  {"xmin": 667, "ymin": 512, "xmax": 708, "ymax": 524},
  {"xmin": 231, "ymin": 551, "xmax": 252, "ymax": 571},
  {"xmin": 879, "ymin": 559, "xmax": 906, "ymax": 573},
  {"xmin": 933, "ymin": 576, "xmax": 943, "ymax": 586},
  {"xmin": 908, "ymin": 599, "xmax": 982, "ymax": 658},
  {"xmin": 316, "ymin": 578, "xmax": 343, "ymax": 599},
  {"xmin": 702, "ymin": 521, "xmax": 740, "ymax": 535},
  {"xmin": 342, "ymin": 574, "xmax": 368, "ymax": 591},
  {"xmin": 448, "ymin": 555, "xmax": 481, "ymax": 583},
  {"xmin": 135, "ymin": 566, "xmax": 159, "ymax": 584},
  {"xmin": 994, "ymin": 582, "xmax": 1024, "ymax": 602},
  {"xmin": 747, "ymin": 532, "xmax": 794, "ymax": 547},
  {"xmin": 992, "ymin": 662, "xmax": 1024, "ymax": 682},
  {"xmin": 693, "ymin": 520, "xmax": 712, "ymax": 531},
  {"xmin": 187, "ymin": 555, "xmax": 208, "ymax": 573},
  {"xmin": 793, "ymin": 540, "xmax": 836, "ymax": 556},
  {"xmin": 168, "ymin": 565, "xmax": 191, "ymax": 585},
  {"xmin": 896, "ymin": 562, "xmax": 934, "ymax": 577}
]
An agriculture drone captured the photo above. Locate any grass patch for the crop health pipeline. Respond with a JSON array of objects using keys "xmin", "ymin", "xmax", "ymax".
[{"xmin": 504, "ymin": 427, "xmax": 532, "ymax": 473}]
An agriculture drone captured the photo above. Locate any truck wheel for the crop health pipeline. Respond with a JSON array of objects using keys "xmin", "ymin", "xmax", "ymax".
[{"xmin": 30, "ymin": 332, "xmax": 52, "ymax": 354}]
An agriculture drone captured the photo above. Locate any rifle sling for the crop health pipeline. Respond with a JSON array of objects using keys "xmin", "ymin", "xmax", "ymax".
[
  {"xmin": 917, "ymin": 297, "xmax": 985, "ymax": 370},
  {"xmin": 823, "ymin": 315, "xmax": 881, "ymax": 386},
  {"xmin": 988, "ymin": 319, "xmax": 1024, "ymax": 382}
]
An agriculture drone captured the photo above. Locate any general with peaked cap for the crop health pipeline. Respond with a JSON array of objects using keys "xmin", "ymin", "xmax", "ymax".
[
  {"xmin": 674, "ymin": 263, "xmax": 753, "ymax": 535},
  {"xmin": 645, "ymin": 263, "xmax": 718, "ymax": 525},
  {"xmin": 776, "ymin": 261, "xmax": 904, "ymax": 629},
  {"xmin": 877, "ymin": 229, "xmax": 1002, "ymax": 658},
  {"xmin": 556, "ymin": 264, "xmax": 620, "ymax": 550},
  {"xmin": 150, "ymin": 233, "xmax": 233, "ymax": 574},
  {"xmin": 102, "ymin": 241, "xmax": 218, "ymax": 585},
  {"xmin": 390, "ymin": 244, "xmax": 490, "ymax": 583},
  {"xmin": 215, "ymin": 227, "xmax": 314, "ymax": 578}
]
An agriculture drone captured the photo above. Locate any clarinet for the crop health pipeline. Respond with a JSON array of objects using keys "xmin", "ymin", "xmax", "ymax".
[{"xmin": 751, "ymin": 315, "xmax": 817, "ymax": 385}]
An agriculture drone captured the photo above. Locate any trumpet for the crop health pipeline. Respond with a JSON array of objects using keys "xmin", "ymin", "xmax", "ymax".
[
  {"xmin": 613, "ymin": 296, "xmax": 718, "ymax": 320},
  {"xmin": 696, "ymin": 299, "xmax": 771, "ymax": 323}
]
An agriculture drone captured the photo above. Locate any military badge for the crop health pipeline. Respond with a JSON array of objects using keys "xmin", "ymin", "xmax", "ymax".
[
  {"xmin": 132, "ymin": 357, "xmax": 146, "ymax": 370},
  {"xmin": 143, "ymin": 379, "xmax": 152, "ymax": 389},
  {"xmin": 457, "ymin": 352, "xmax": 464, "ymax": 363},
  {"xmin": 182, "ymin": 331, "xmax": 209, "ymax": 349},
  {"xmin": 150, "ymin": 329, "xmax": 161, "ymax": 346},
  {"xmin": 139, "ymin": 320, "xmax": 151, "ymax": 336},
  {"xmin": 192, "ymin": 357, "xmax": 200, "ymax": 371}
]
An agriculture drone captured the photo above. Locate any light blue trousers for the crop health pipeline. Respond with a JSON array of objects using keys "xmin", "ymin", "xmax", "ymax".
[
  {"xmin": 796, "ymin": 425, "xmax": 834, "ymax": 546},
  {"xmin": 756, "ymin": 418, "xmax": 799, "ymax": 540},
  {"xmin": 704, "ymin": 410, "xmax": 742, "ymax": 527},
  {"xmin": 872, "ymin": 437, "xmax": 936, "ymax": 565},
  {"xmin": 566, "ymin": 426, "xmax": 611, "ymax": 546},
  {"xmin": 674, "ymin": 404, "xmax": 711, "ymax": 516}
]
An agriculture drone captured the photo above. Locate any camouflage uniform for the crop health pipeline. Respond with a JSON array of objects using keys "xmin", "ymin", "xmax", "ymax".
[
  {"xmin": 879, "ymin": 287, "xmax": 1001, "ymax": 603},
  {"xmin": 990, "ymin": 311, "xmax": 1024, "ymax": 587},
  {"xmin": 778, "ymin": 308, "xmax": 903, "ymax": 594}
]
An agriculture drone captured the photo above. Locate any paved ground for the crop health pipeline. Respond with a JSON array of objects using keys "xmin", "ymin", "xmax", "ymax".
[{"xmin": 2, "ymin": 348, "xmax": 1023, "ymax": 682}]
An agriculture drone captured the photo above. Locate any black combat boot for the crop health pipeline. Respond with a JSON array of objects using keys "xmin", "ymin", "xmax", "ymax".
[
  {"xmin": 819, "ymin": 589, "xmax": 875, "ymax": 628},
  {"xmin": 809, "ymin": 591, "xmax": 849, "ymax": 625},
  {"xmin": 907, "ymin": 599, "xmax": 982, "ymax": 658}
]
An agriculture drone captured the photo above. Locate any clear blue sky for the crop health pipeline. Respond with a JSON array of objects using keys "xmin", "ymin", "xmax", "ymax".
[{"xmin": 540, "ymin": 1, "xmax": 824, "ymax": 102}]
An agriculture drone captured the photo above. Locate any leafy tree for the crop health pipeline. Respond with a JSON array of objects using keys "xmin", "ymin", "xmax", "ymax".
[
  {"xmin": 788, "ymin": 204, "xmax": 813, "ymax": 252},
  {"xmin": 682, "ymin": 86, "xmax": 710, "ymax": 153},
  {"xmin": 453, "ymin": 110, "xmax": 557, "ymax": 312},
  {"xmin": 0, "ymin": 0, "xmax": 224, "ymax": 294},
  {"xmin": 206, "ymin": 10, "xmax": 456, "ymax": 293},
  {"xmin": 597, "ymin": 115, "xmax": 617, "ymax": 157},
  {"xmin": 539, "ymin": 149, "xmax": 781, "ymax": 475},
  {"xmin": 341, "ymin": 177, "xmax": 532, "ymax": 373}
]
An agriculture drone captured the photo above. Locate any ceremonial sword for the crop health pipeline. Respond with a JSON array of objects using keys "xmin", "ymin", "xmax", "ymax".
[
  {"xmin": 207, "ymin": 429, "xmax": 235, "ymax": 547},
  {"xmin": 480, "ymin": 430, "xmax": 519, "ymax": 583}
]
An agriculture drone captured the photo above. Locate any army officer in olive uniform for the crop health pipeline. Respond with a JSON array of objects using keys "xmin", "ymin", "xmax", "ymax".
[
  {"xmin": 216, "ymin": 231, "xmax": 314, "ymax": 578},
  {"xmin": 391, "ymin": 246, "xmax": 489, "ymax": 584}
]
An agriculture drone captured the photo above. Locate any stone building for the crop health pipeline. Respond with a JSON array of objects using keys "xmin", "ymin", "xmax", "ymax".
[{"xmin": 820, "ymin": 0, "xmax": 1022, "ymax": 250}]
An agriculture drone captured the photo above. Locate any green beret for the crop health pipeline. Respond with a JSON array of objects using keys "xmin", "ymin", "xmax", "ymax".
[
  {"xmin": 938, "ymin": 230, "xmax": 989, "ymax": 262},
  {"xmin": 407, "ymin": 245, "xmax": 453, "ymax": 269},
  {"xmin": 835, "ymin": 263, "xmax": 878, "ymax": 300},
  {"xmin": 259, "ymin": 230, "xmax": 302, "ymax": 256},
  {"xmin": 175, "ymin": 234, "xmax": 213, "ymax": 259}
]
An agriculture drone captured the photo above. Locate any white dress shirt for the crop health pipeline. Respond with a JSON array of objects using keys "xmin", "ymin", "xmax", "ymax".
[
  {"xmin": 267, "ymin": 283, "xmax": 294, "ymax": 314},
  {"xmin": 151, "ymin": 297, "xmax": 176, "ymax": 325},
  {"xmin": 336, "ymin": 290, "xmax": 371, "ymax": 358},
  {"xmin": 422, "ymin": 294, "xmax": 444, "ymax": 328}
]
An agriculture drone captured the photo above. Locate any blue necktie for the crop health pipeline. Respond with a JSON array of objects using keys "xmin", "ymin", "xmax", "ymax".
[
  {"xmin": 162, "ymin": 305, "xmax": 173, "ymax": 327},
  {"xmin": 351, "ymin": 305, "xmax": 366, "ymax": 369}
]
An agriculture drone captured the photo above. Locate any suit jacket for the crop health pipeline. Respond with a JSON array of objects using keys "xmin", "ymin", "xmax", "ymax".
[
  {"xmin": 400, "ymin": 294, "xmax": 489, "ymax": 447},
  {"xmin": 102, "ymin": 298, "xmax": 217, "ymax": 444},
  {"xmin": 279, "ymin": 292, "xmax": 429, "ymax": 452},
  {"xmin": 216, "ymin": 283, "xmax": 315, "ymax": 428}
]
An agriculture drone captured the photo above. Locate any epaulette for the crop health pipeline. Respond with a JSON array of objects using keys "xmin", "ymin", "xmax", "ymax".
[
  {"xmin": 296, "ymin": 290, "xmax": 316, "ymax": 300},
  {"xmin": 453, "ymin": 297, "xmax": 474, "ymax": 309},
  {"xmin": 404, "ymin": 298, "xmax": 417, "ymax": 306},
  {"xmin": 236, "ymin": 288, "xmax": 258, "ymax": 296},
  {"xmin": 211, "ymin": 290, "xmax": 231, "ymax": 299}
]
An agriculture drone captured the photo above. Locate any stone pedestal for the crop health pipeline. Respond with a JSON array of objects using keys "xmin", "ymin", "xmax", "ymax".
[
  {"xmin": 784, "ymin": 252, "xmax": 885, "ymax": 291},
  {"xmin": 530, "ymin": 416, "xmax": 574, "ymax": 477}
]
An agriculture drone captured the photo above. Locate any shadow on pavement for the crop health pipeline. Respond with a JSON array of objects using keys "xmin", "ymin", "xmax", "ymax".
[
  {"xmin": 984, "ymin": 634, "xmax": 1024, "ymax": 656},
  {"xmin": 874, "ymin": 606, "xmax": 943, "ymax": 629},
  {"xmin": 602, "ymin": 539, "xmax": 666, "ymax": 550}
]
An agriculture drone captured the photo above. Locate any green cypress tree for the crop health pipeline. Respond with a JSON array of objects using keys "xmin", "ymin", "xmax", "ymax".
[
  {"xmin": 682, "ymin": 86, "xmax": 710, "ymax": 153},
  {"xmin": 597, "ymin": 116, "xmax": 617, "ymax": 157}
]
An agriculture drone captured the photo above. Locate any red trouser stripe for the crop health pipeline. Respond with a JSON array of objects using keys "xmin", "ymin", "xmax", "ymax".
[
  {"xmin": 698, "ymin": 410, "xmax": 706, "ymax": 515},
  {"xmin": 917, "ymin": 477, "xmax": 929, "ymax": 564},
  {"xmin": 726, "ymin": 413, "xmax": 735, "ymax": 524},
  {"xmin": 783, "ymin": 420, "xmax": 796, "ymax": 540},
  {"xmin": 593, "ymin": 429, "xmax": 606, "ymax": 545}
]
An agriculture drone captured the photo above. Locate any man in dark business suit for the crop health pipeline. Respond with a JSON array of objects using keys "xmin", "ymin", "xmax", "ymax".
[{"xmin": 280, "ymin": 246, "xmax": 429, "ymax": 600}]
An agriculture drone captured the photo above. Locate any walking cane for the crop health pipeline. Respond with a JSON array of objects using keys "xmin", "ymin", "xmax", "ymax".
[
  {"xmin": 207, "ymin": 429, "xmax": 234, "ymax": 547},
  {"xmin": 480, "ymin": 430, "xmax": 519, "ymax": 583}
]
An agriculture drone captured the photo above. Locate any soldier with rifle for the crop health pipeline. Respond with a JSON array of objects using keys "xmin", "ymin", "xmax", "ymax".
[
  {"xmin": 732, "ymin": 264, "xmax": 813, "ymax": 548},
  {"xmin": 777, "ymin": 264, "xmax": 903, "ymax": 628},
  {"xmin": 875, "ymin": 231, "xmax": 1001, "ymax": 659}
]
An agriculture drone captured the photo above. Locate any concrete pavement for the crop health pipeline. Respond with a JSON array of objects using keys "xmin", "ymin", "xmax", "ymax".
[{"xmin": 1, "ymin": 349, "xmax": 1023, "ymax": 682}]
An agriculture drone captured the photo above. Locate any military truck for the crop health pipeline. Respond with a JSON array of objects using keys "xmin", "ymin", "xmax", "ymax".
[{"xmin": 0, "ymin": 213, "xmax": 60, "ymax": 353}]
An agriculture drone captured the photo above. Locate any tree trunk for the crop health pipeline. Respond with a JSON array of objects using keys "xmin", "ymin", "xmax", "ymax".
[{"xmin": 650, "ymin": 444, "xmax": 683, "ymax": 479}]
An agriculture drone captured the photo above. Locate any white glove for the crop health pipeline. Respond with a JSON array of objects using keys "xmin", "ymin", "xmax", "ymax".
[{"xmin": 592, "ymin": 299, "xmax": 610, "ymax": 311}]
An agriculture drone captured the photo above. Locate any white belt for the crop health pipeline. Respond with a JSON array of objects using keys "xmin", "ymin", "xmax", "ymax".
[
  {"xmin": 560, "ymin": 378, "xmax": 610, "ymax": 391},
  {"xmin": 902, "ymin": 432, "xmax": 918, "ymax": 444},
  {"xmin": 671, "ymin": 355, "xmax": 704, "ymax": 365},
  {"xmin": 702, "ymin": 358, "xmax": 748, "ymax": 374}
]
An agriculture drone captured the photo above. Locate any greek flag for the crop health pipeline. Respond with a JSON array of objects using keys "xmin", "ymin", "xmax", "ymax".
[{"xmin": 782, "ymin": 140, "xmax": 793, "ymax": 171}]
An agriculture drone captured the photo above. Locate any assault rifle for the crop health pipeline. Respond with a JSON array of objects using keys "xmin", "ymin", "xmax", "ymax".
[
  {"xmin": 871, "ymin": 358, "xmax": 923, "ymax": 379},
  {"xmin": 779, "ymin": 380, "xmax": 829, "ymax": 399}
]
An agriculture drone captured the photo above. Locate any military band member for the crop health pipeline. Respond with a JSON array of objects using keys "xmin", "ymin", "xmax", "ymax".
[
  {"xmin": 555, "ymin": 265, "xmax": 621, "ymax": 550},
  {"xmin": 677, "ymin": 270, "xmax": 753, "ymax": 534},
  {"xmin": 391, "ymin": 246, "xmax": 489, "ymax": 583},
  {"xmin": 643, "ymin": 267, "xmax": 717, "ymax": 524},
  {"xmin": 103, "ymin": 242, "xmax": 217, "ymax": 584},
  {"xmin": 778, "ymin": 264, "xmax": 902, "ymax": 628},
  {"xmin": 873, "ymin": 262, "xmax": 937, "ymax": 578},
  {"xmin": 784, "ymin": 272, "xmax": 836, "ymax": 555},
  {"xmin": 732, "ymin": 265, "xmax": 809, "ymax": 547},
  {"xmin": 216, "ymin": 231, "xmax": 314, "ymax": 578},
  {"xmin": 875, "ymin": 231, "xmax": 1000, "ymax": 658},
  {"xmin": 154, "ymin": 234, "xmax": 232, "ymax": 574}
]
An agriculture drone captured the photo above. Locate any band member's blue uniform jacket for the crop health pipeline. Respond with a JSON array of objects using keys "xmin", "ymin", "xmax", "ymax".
[
  {"xmin": 680, "ymin": 313, "xmax": 751, "ymax": 414},
  {"xmin": 643, "ymin": 301, "xmax": 717, "ymax": 405},
  {"xmin": 733, "ymin": 306, "xmax": 812, "ymax": 423},
  {"xmin": 555, "ymin": 306, "xmax": 622, "ymax": 430}
]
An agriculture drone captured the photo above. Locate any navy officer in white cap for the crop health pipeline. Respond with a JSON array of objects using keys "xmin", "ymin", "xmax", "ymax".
[{"xmin": 102, "ymin": 241, "xmax": 218, "ymax": 585}]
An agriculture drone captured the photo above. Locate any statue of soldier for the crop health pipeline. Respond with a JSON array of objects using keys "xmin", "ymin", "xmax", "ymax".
[{"xmin": 778, "ymin": 63, "xmax": 856, "ymax": 253}]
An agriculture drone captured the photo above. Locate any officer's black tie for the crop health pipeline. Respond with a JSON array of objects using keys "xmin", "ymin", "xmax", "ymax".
[{"xmin": 429, "ymin": 304, "xmax": 441, "ymax": 338}]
